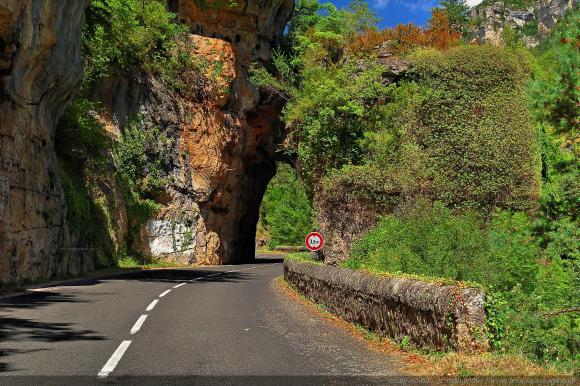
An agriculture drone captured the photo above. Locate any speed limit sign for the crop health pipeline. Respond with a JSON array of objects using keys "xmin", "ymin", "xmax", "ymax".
[{"xmin": 305, "ymin": 232, "xmax": 324, "ymax": 252}]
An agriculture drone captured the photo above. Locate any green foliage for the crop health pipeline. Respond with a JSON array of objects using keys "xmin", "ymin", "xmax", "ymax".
[
  {"xmin": 84, "ymin": 0, "xmax": 187, "ymax": 82},
  {"xmin": 55, "ymin": 99, "xmax": 110, "ymax": 163},
  {"xmin": 117, "ymin": 254, "xmax": 141, "ymax": 269},
  {"xmin": 439, "ymin": 0, "xmax": 470, "ymax": 35},
  {"xmin": 479, "ymin": 0, "xmax": 536, "ymax": 10},
  {"xmin": 530, "ymin": 6, "xmax": 579, "ymax": 136},
  {"xmin": 57, "ymin": 161, "xmax": 93, "ymax": 231},
  {"xmin": 82, "ymin": 0, "xmax": 216, "ymax": 102},
  {"xmin": 345, "ymin": 201, "xmax": 539, "ymax": 291},
  {"xmin": 113, "ymin": 119, "xmax": 163, "ymax": 229},
  {"xmin": 500, "ymin": 26, "xmax": 525, "ymax": 49},
  {"xmin": 521, "ymin": 19, "xmax": 539, "ymax": 37},
  {"xmin": 56, "ymin": 160, "xmax": 115, "ymax": 268},
  {"xmin": 55, "ymin": 100, "xmax": 117, "ymax": 268},
  {"xmin": 259, "ymin": 163, "xmax": 313, "ymax": 248},
  {"xmin": 407, "ymin": 46, "xmax": 541, "ymax": 212},
  {"xmin": 284, "ymin": 252, "xmax": 321, "ymax": 264},
  {"xmin": 286, "ymin": 62, "xmax": 394, "ymax": 191},
  {"xmin": 287, "ymin": 4, "xmax": 541, "ymax": 212},
  {"xmin": 249, "ymin": 50, "xmax": 295, "ymax": 98},
  {"xmin": 345, "ymin": 201, "xmax": 577, "ymax": 369}
]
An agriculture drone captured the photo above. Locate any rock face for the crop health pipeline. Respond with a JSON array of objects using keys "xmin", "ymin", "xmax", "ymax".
[
  {"xmin": 97, "ymin": 0, "xmax": 293, "ymax": 265},
  {"xmin": 284, "ymin": 260, "xmax": 489, "ymax": 353},
  {"xmin": 0, "ymin": 0, "xmax": 88, "ymax": 285},
  {"xmin": 471, "ymin": 0, "xmax": 578, "ymax": 47},
  {"xmin": 172, "ymin": 0, "xmax": 294, "ymax": 64}
]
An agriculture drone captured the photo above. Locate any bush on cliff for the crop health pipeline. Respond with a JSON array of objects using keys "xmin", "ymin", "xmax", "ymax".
[
  {"xmin": 282, "ymin": 1, "xmax": 541, "ymax": 212},
  {"xmin": 345, "ymin": 201, "xmax": 540, "ymax": 292},
  {"xmin": 405, "ymin": 45, "xmax": 541, "ymax": 212},
  {"xmin": 55, "ymin": 100, "xmax": 116, "ymax": 267},
  {"xmin": 84, "ymin": 0, "xmax": 187, "ymax": 84},
  {"xmin": 310, "ymin": 45, "xmax": 541, "ymax": 216}
]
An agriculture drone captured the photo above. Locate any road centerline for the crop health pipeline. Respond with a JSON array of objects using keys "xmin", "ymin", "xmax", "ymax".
[
  {"xmin": 130, "ymin": 314, "xmax": 148, "ymax": 335},
  {"xmin": 98, "ymin": 340, "xmax": 132, "ymax": 378},
  {"xmin": 94, "ymin": 263, "xmax": 274, "ymax": 378},
  {"xmin": 146, "ymin": 299, "xmax": 159, "ymax": 311},
  {"xmin": 159, "ymin": 289, "xmax": 171, "ymax": 297}
]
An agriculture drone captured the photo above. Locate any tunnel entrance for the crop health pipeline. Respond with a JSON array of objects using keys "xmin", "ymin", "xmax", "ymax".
[{"xmin": 255, "ymin": 162, "xmax": 313, "ymax": 251}]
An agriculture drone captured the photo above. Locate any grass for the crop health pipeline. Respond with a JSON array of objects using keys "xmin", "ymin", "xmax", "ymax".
[
  {"xmin": 288, "ymin": 257, "xmax": 481, "ymax": 288},
  {"xmin": 256, "ymin": 248, "xmax": 290, "ymax": 255},
  {"xmin": 283, "ymin": 252, "xmax": 324, "ymax": 265},
  {"xmin": 117, "ymin": 256, "xmax": 193, "ymax": 269},
  {"xmin": 277, "ymin": 277, "xmax": 571, "ymax": 377}
]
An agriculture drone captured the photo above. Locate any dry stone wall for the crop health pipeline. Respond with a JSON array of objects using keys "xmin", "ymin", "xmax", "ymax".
[{"xmin": 284, "ymin": 260, "xmax": 489, "ymax": 353}]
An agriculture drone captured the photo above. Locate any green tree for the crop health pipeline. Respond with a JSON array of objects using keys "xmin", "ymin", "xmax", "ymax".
[
  {"xmin": 439, "ymin": 0, "xmax": 469, "ymax": 35},
  {"xmin": 259, "ymin": 163, "xmax": 313, "ymax": 247}
]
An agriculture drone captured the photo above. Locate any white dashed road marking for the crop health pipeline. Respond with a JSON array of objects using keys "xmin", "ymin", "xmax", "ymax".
[
  {"xmin": 145, "ymin": 299, "xmax": 159, "ymax": 311},
  {"xmin": 97, "ymin": 264, "xmax": 271, "ymax": 378},
  {"xmin": 130, "ymin": 314, "xmax": 148, "ymax": 335},
  {"xmin": 159, "ymin": 289, "xmax": 171, "ymax": 297},
  {"xmin": 98, "ymin": 340, "xmax": 132, "ymax": 378}
]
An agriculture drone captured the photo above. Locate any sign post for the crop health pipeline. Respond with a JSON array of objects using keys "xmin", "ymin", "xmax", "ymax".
[{"xmin": 305, "ymin": 232, "xmax": 324, "ymax": 252}]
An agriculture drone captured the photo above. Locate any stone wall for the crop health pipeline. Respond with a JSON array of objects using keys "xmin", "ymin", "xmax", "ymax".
[
  {"xmin": 0, "ymin": 0, "xmax": 89, "ymax": 285},
  {"xmin": 284, "ymin": 260, "xmax": 489, "ymax": 353},
  {"xmin": 316, "ymin": 196, "xmax": 386, "ymax": 266}
]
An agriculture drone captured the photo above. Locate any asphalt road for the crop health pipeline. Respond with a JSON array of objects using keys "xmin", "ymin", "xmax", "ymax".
[{"xmin": 0, "ymin": 255, "xmax": 402, "ymax": 384}]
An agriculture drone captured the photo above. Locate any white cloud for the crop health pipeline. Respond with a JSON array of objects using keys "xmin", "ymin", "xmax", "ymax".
[
  {"xmin": 373, "ymin": 0, "xmax": 390, "ymax": 10},
  {"xmin": 372, "ymin": 0, "xmax": 438, "ymax": 12},
  {"xmin": 373, "ymin": 0, "xmax": 484, "ymax": 11}
]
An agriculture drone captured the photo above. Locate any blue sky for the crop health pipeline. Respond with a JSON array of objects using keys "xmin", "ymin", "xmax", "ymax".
[{"xmin": 328, "ymin": 0, "xmax": 483, "ymax": 28}]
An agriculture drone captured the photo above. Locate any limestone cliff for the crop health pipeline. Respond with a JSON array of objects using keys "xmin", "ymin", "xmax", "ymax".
[
  {"xmin": 0, "ymin": 0, "xmax": 88, "ymax": 285},
  {"xmin": 94, "ymin": 0, "xmax": 293, "ymax": 265},
  {"xmin": 0, "ymin": 0, "xmax": 293, "ymax": 285},
  {"xmin": 470, "ymin": 0, "xmax": 578, "ymax": 47}
]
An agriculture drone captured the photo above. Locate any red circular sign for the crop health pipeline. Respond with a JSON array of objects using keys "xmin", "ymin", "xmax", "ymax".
[{"xmin": 305, "ymin": 232, "xmax": 324, "ymax": 252}]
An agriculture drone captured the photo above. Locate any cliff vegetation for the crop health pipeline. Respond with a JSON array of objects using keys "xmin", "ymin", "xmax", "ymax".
[{"xmin": 254, "ymin": 0, "xmax": 578, "ymax": 373}]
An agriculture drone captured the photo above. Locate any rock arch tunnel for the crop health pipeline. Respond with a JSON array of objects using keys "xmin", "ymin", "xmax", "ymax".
[{"xmin": 134, "ymin": 0, "xmax": 295, "ymax": 265}]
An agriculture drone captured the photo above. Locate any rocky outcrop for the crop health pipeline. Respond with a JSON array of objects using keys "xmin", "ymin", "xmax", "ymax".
[
  {"xmin": 0, "ymin": 0, "xmax": 88, "ymax": 285},
  {"xmin": 284, "ymin": 260, "xmax": 489, "ymax": 352},
  {"xmin": 172, "ymin": 0, "xmax": 294, "ymax": 64},
  {"xmin": 471, "ymin": 0, "xmax": 578, "ymax": 47},
  {"xmin": 96, "ymin": 0, "xmax": 293, "ymax": 265}
]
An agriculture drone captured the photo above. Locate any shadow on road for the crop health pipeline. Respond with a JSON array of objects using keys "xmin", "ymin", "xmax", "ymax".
[
  {"xmin": 0, "ymin": 292, "xmax": 105, "ymax": 373},
  {"xmin": 0, "ymin": 254, "xmax": 284, "ymax": 372}
]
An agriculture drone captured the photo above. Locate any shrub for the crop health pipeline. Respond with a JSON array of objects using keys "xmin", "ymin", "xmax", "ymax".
[
  {"xmin": 55, "ymin": 99, "xmax": 110, "ymax": 164},
  {"xmin": 113, "ymin": 119, "xmax": 163, "ymax": 239},
  {"xmin": 84, "ymin": 0, "xmax": 187, "ymax": 84},
  {"xmin": 285, "ymin": 61, "xmax": 394, "ymax": 192},
  {"xmin": 345, "ymin": 200, "xmax": 578, "ymax": 369},
  {"xmin": 345, "ymin": 201, "xmax": 540, "ymax": 290},
  {"xmin": 406, "ymin": 45, "xmax": 542, "ymax": 212}
]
